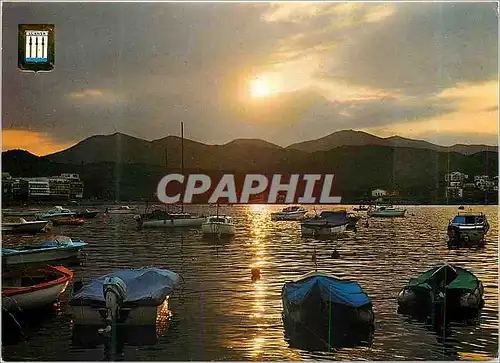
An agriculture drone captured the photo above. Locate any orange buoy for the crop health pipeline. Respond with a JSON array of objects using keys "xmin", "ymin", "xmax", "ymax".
[{"xmin": 251, "ymin": 267, "xmax": 261, "ymax": 282}]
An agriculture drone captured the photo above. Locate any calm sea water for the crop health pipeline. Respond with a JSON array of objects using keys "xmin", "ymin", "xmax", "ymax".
[{"xmin": 2, "ymin": 205, "xmax": 498, "ymax": 361}]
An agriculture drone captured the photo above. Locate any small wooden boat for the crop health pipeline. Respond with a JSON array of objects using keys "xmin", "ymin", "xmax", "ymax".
[
  {"xmin": 397, "ymin": 264, "xmax": 484, "ymax": 319},
  {"xmin": 2, "ymin": 236, "xmax": 87, "ymax": 267},
  {"xmin": 52, "ymin": 217, "xmax": 85, "ymax": 226},
  {"xmin": 2, "ymin": 265, "xmax": 73, "ymax": 312},
  {"xmin": 70, "ymin": 268, "xmax": 181, "ymax": 328},
  {"xmin": 105, "ymin": 206, "xmax": 135, "ymax": 214},
  {"xmin": 202, "ymin": 215, "xmax": 235, "ymax": 235},
  {"xmin": 301, "ymin": 211, "xmax": 349, "ymax": 236},
  {"xmin": 74, "ymin": 209, "xmax": 99, "ymax": 219},
  {"xmin": 367, "ymin": 204, "xmax": 406, "ymax": 217},
  {"xmin": 447, "ymin": 212, "xmax": 489, "ymax": 246},
  {"xmin": 282, "ymin": 271, "xmax": 374, "ymax": 341},
  {"xmin": 271, "ymin": 206, "xmax": 308, "ymax": 221},
  {"xmin": 2, "ymin": 217, "xmax": 49, "ymax": 233}
]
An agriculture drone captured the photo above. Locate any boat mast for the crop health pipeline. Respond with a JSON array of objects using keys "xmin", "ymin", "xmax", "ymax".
[{"xmin": 181, "ymin": 122, "xmax": 184, "ymax": 213}]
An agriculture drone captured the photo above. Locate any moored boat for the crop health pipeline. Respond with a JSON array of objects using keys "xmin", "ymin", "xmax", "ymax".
[
  {"xmin": 3, "ymin": 209, "xmax": 41, "ymax": 217},
  {"xmin": 135, "ymin": 209, "xmax": 205, "ymax": 228},
  {"xmin": 2, "ymin": 236, "xmax": 87, "ymax": 267},
  {"xmin": 271, "ymin": 206, "xmax": 308, "ymax": 221},
  {"xmin": 367, "ymin": 204, "xmax": 406, "ymax": 217},
  {"xmin": 35, "ymin": 206, "xmax": 75, "ymax": 220},
  {"xmin": 52, "ymin": 217, "xmax": 85, "ymax": 226},
  {"xmin": 202, "ymin": 215, "xmax": 236, "ymax": 235},
  {"xmin": 105, "ymin": 206, "xmax": 135, "ymax": 214},
  {"xmin": 69, "ymin": 267, "xmax": 182, "ymax": 327},
  {"xmin": 397, "ymin": 264, "xmax": 484, "ymax": 319},
  {"xmin": 282, "ymin": 271, "xmax": 375, "ymax": 341},
  {"xmin": 2, "ymin": 217, "xmax": 49, "ymax": 233},
  {"xmin": 301, "ymin": 211, "xmax": 349, "ymax": 236},
  {"xmin": 2, "ymin": 265, "xmax": 73, "ymax": 312},
  {"xmin": 447, "ymin": 212, "xmax": 489, "ymax": 246},
  {"xmin": 74, "ymin": 209, "xmax": 99, "ymax": 219}
]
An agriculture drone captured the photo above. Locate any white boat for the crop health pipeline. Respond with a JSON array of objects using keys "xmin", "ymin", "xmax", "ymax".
[
  {"xmin": 202, "ymin": 215, "xmax": 236, "ymax": 235},
  {"xmin": 136, "ymin": 210, "xmax": 205, "ymax": 228},
  {"xmin": 105, "ymin": 206, "xmax": 135, "ymax": 214},
  {"xmin": 35, "ymin": 206, "xmax": 75, "ymax": 220},
  {"xmin": 271, "ymin": 206, "xmax": 308, "ymax": 221},
  {"xmin": 2, "ymin": 236, "xmax": 87, "ymax": 266},
  {"xmin": 69, "ymin": 268, "xmax": 181, "ymax": 327},
  {"xmin": 367, "ymin": 205, "xmax": 406, "ymax": 217},
  {"xmin": 301, "ymin": 211, "xmax": 349, "ymax": 236},
  {"xmin": 2, "ymin": 265, "xmax": 73, "ymax": 312},
  {"xmin": 2, "ymin": 217, "xmax": 49, "ymax": 233}
]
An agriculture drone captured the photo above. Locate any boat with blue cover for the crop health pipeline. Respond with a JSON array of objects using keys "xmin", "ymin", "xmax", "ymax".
[
  {"xmin": 282, "ymin": 271, "xmax": 375, "ymax": 342},
  {"xmin": 2, "ymin": 236, "xmax": 87, "ymax": 267},
  {"xmin": 69, "ymin": 267, "xmax": 182, "ymax": 328}
]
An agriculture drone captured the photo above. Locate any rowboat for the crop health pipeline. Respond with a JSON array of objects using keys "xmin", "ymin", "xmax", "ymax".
[
  {"xmin": 2, "ymin": 217, "xmax": 49, "ymax": 233},
  {"xmin": 2, "ymin": 236, "xmax": 87, "ymax": 267},
  {"xmin": 2, "ymin": 265, "xmax": 73, "ymax": 312},
  {"xmin": 202, "ymin": 215, "xmax": 236, "ymax": 235},
  {"xmin": 52, "ymin": 217, "xmax": 85, "ymax": 226},
  {"xmin": 70, "ymin": 268, "xmax": 181, "ymax": 328}
]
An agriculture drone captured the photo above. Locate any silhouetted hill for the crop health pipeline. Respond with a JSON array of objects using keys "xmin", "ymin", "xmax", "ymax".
[
  {"xmin": 3, "ymin": 145, "xmax": 498, "ymax": 203},
  {"xmin": 287, "ymin": 130, "xmax": 497, "ymax": 155}
]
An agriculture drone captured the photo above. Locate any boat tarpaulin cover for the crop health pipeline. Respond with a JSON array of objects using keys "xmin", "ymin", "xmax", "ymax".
[
  {"xmin": 70, "ymin": 268, "xmax": 181, "ymax": 306},
  {"xmin": 406, "ymin": 264, "xmax": 479, "ymax": 292},
  {"xmin": 283, "ymin": 275, "xmax": 371, "ymax": 308},
  {"xmin": 1, "ymin": 240, "xmax": 86, "ymax": 255}
]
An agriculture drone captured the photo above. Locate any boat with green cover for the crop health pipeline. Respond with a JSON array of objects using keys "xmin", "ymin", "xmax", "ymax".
[{"xmin": 397, "ymin": 264, "xmax": 483, "ymax": 319}]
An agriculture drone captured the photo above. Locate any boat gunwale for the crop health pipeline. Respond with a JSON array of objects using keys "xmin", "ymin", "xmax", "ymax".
[{"xmin": 3, "ymin": 265, "xmax": 73, "ymax": 296}]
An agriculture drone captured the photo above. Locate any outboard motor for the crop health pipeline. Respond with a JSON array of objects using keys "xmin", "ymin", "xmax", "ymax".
[{"xmin": 99, "ymin": 277, "xmax": 127, "ymax": 334}]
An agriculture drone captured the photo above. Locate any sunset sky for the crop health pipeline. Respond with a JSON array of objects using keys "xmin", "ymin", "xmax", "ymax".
[{"xmin": 2, "ymin": 2, "xmax": 498, "ymax": 156}]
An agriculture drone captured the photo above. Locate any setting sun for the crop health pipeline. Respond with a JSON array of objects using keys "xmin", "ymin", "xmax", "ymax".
[{"xmin": 250, "ymin": 78, "xmax": 272, "ymax": 98}]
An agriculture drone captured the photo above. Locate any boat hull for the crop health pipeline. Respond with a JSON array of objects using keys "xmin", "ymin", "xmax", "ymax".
[
  {"xmin": 71, "ymin": 299, "xmax": 168, "ymax": 326},
  {"xmin": 3, "ymin": 281, "xmax": 70, "ymax": 311},
  {"xmin": 271, "ymin": 212, "xmax": 307, "ymax": 221},
  {"xmin": 2, "ymin": 246, "xmax": 84, "ymax": 266},
  {"xmin": 2, "ymin": 221, "xmax": 49, "ymax": 233},
  {"xmin": 140, "ymin": 217, "xmax": 205, "ymax": 228},
  {"xmin": 447, "ymin": 225, "xmax": 488, "ymax": 245},
  {"xmin": 201, "ymin": 222, "xmax": 235, "ymax": 235},
  {"xmin": 282, "ymin": 283, "xmax": 374, "ymax": 340},
  {"xmin": 368, "ymin": 210, "xmax": 406, "ymax": 217},
  {"xmin": 301, "ymin": 223, "xmax": 347, "ymax": 236},
  {"xmin": 2, "ymin": 266, "xmax": 72, "ymax": 312}
]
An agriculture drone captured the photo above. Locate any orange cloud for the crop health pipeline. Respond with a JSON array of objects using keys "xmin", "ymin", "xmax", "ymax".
[
  {"xmin": 2, "ymin": 129, "xmax": 75, "ymax": 156},
  {"xmin": 363, "ymin": 80, "xmax": 498, "ymax": 142}
]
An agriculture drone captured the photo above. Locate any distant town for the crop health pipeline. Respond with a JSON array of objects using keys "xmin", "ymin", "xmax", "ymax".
[
  {"xmin": 3, "ymin": 170, "xmax": 498, "ymax": 205},
  {"xmin": 2, "ymin": 173, "xmax": 84, "ymax": 202}
]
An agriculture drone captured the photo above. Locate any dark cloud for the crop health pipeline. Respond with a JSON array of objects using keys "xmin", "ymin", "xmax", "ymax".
[{"xmin": 2, "ymin": 2, "xmax": 498, "ymax": 150}]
